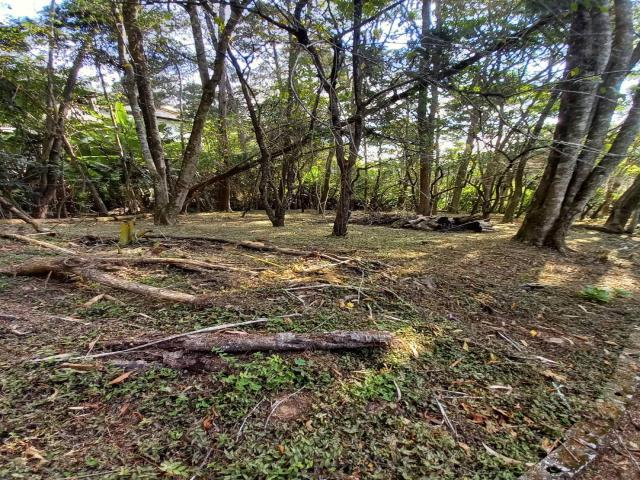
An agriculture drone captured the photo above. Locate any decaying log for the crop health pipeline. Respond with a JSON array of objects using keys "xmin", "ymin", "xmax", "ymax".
[
  {"xmin": 352, "ymin": 213, "xmax": 494, "ymax": 232},
  {"xmin": 0, "ymin": 232, "xmax": 74, "ymax": 254},
  {"xmin": 1, "ymin": 257, "xmax": 211, "ymax": 305},
  {"xmin": 176, "ymin": 330, "xmax": 394, "ymax": 353}
]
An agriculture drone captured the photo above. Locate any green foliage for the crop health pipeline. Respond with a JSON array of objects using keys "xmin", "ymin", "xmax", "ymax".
[{"xmin": 580, "ymin": 285, "xmax": 632, "ymax": 303}]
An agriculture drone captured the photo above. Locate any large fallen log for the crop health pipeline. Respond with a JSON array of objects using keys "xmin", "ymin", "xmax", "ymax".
[
  {"xmin": 1, "ymin": 257, "xmax": 212, "ymax": 305},
  {"xmin": 352, "ymin": 213, "xmax": 494, "ymax": 232},
  {"xmin": 0, "ymin": 232, "xmax": 73, "ymax": 254}
]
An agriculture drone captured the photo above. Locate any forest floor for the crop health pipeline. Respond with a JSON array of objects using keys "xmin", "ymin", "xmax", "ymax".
[{"xmin": 1, "ymin": 211, "xmax": 639, "ymax": 480}]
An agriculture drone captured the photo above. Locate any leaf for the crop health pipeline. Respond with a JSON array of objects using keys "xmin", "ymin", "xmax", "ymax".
[
  {"xmin": 529, "ymin": 329, "xmax": 538, "ymax": 337},
  {"xmin": 449, "ymin": 358, "xmax": 462, "ymax": 368},
  {"xmin": 462, "ymin": 341, "xmax": 469, "ymax": 351},
  {"xmin": 482, "ymin": 443, "xmax": 522, "ymax": 465},
  {"xmin": 541, "ymin": 369, "xmax": 567, "ymax": 382},
  {"xmin": 540, "ymin": 437, "xmax": 556, "ymax": 453},
  {"xmin": 109, "ymin": 370, "xmax": 134, "ymax": 385},
  {"xmin": 24, "ymin": 446, "xmax": 47, "ymax": 465},
  {"xmin": 458, "ymin": 442, "xmax": 471, "ymax": 456}
]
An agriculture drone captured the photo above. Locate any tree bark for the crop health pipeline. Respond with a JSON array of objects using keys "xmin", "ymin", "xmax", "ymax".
[
  {"xmin": 514, "ymin": 4, "xmax": 610, "ymax": 246},
  {"xmin": 449, "ymin": 109, "xmax": 478, "ymax": 213},
  {"xmin": 32, "ymin": 39, "xmax": 89, "ymax": 218},
  {"xmin": 121, "ymin": 0, "xmax": 171, "ymax": 223},
  {"xmin": 545, "ymin": 0, "xmax": 635, "ymax": 248},
  {"xmin": 603, "ymin": 174, "xmax": 640, "ymax": 233},
  {"xmin": 416, "ymin": 0, "xmax": 433, "ymax": 215},
  {"xmin": 178, "ymin": 330, "xmax": 393, "ymax": 353}
]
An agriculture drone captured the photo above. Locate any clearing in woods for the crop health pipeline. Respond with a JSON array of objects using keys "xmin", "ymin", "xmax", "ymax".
[{"xmin": 1, "ymin": 212, "xmax": 639, "ymax": 479}]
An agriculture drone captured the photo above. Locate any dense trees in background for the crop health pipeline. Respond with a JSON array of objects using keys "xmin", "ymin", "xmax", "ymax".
[{"xmin": 0, "ymin": 0, "xmax": 639, "ymax": 246}]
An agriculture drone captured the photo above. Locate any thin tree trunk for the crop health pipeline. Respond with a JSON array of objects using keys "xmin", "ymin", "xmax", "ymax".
[
  {"xmin": 318, "ymin": 148, "xmax": 334, "ymax": 214},
  {"xmin": 502, "ymin": 90, "xmax": 560, "ymax": 222},
  {"xmin": 0, "ymin": 195, "xmax": 47, "ymax": 233},
  {"xmin": 33, "ymin": 39, "xmax": 89, "ymax": 218},
  {"xmin": 603, "ymin": 174, "xmax": 640, "ymax": 233},
  {"xmin": 61, "ymin": 136, "xmax": 109, "ymax": 216},
  {"xmin": 121, "ymin": 0, "xmax": 171, "ymax": 223},
  {"xmin": 449, "ymin": 109, "xmax": 478, "ymax": 213},
  {"xmin": 416, "ymin": 0, "xmax": 433, "ymax": 215}
]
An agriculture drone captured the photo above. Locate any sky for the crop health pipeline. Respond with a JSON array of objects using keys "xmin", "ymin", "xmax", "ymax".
[{"xmin": 0, "ymin": 0, "xmax": 49, "ymax": 23}]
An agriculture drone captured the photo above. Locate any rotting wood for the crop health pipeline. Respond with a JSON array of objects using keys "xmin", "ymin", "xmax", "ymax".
[
  {"xmin": 0, "ymin": 232, "xmax": 75, "ymax": 254},
  {"xmin": 177, "ymin": 330, "xmax": 394, "ymax": 353},
  {"xmin": 352, "ymin": 213, "xmax": 494, "ymax": 232},
  {"xmin": 96, "ymin": 256, "xmax": 256, "ymax": 274},
  {"xmin": 0, "ymin": 195, "xmax": 49, "ymax": 233},
  {"xmin": 1, "ymin": 257, "xmax": 211, "ymax": 305}
]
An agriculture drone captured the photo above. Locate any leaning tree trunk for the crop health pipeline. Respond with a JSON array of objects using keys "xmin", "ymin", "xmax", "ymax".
[
  {"xmin": 33, "ymin": 40, "xmax": 89, "ymax": 219},
  {"xmin": 603, "ymin": 174, "xmax": 640, "ymax": 233},
  {"xmin": 514, "ymin": 4, "xmax": 610, "ymax": 247},
  {"xmin": 502, "ymin": 90, "xmax": 560, "ymax": 223}
]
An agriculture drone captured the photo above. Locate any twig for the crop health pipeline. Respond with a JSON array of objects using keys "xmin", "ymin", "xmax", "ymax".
[
  {"xmin": 236, "ymin": 397, "xmax": 266, "ymax": 440},
  {"xmin": 434, "ymin": 396, "xmax": 457, "ymax": 438},
  {"xmin": 264, "ymin": 387, "xmax": 305, "ymax": 428},
  {"xmin": 615, "ymin": 433, "xmax": 640, "ymax": 472}
]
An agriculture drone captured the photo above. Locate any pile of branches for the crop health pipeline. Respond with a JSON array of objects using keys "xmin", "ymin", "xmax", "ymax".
[{"xmin": 352, "ymin": 213, "xmax": 494, "ymax": 232}]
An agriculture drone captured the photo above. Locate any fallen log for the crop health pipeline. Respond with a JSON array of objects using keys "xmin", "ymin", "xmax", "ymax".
[
  {"xmin": 0, "ymin": 232, "xmax": 74, "ymax": 254},
  {"xmin": 0, "ymin": 195, "xmax": 49, "ymax": 233},
  {"xmin": 177, "ymin": 330, "xmax": 394, "ymax": 353},
  {"xmin": 1, "ymin": 257, "xmax": 211, "ymax": 305},
  {"xmin": 352, "ymin": 213, "xmax": 494, "ymax": 232}
]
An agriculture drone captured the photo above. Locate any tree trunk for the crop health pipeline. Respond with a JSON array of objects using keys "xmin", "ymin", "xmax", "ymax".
[
  {"xmin": 318, "ymin": 148, "xmax": 334, "ymax": 214},
  {"xmin": 502, "ymin": 90, "xmax": 560, "ymax": 223},
  {"xmin": 416, "ymin": 0, "xmax": 434, "ymax": 215},
  {"xmin": 545, "ymin": 0, "xmax": 635, "ymax": 248},
  {"xmin": 449, "ymin": 109, "xmax": 478, "ymax": 213},
  {"xmin": 514, "ymin": 4, "xmax": 610, "ymax": 247},
  {"xmin": 603, "ymin": 174, "xmax": 640, "ymax": 233},
  {"xmin": 122, "ymin": 0, "xmax": 171, "ymax": 224},
  {"xmin": 0, "ymin": 195, "xmax": 47, "ymax": 233},
  {"xmin": 32, "ymin": 39, "xmax": 89, "ymax": 218},
  {"xmin": 61, "ymin": 136, "xmax": 109, "ymax": 216}
]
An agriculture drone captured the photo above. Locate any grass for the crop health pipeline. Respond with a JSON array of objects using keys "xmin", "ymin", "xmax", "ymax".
[{"xmin": 0, "ymin": 211, "xmax": 638, "ymax": 479}]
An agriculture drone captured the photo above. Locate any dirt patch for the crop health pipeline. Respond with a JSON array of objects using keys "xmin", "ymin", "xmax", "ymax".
[{"xmin": 270, "ymin": 392, "xmax": 314, "ymax": 423}]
